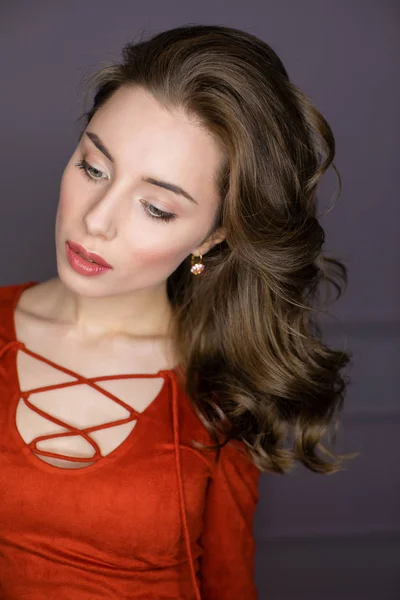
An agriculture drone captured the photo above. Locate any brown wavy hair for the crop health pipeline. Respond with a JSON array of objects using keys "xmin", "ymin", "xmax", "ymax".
[{"xmin": 76, "ymin": 24, "xmax": 352, "ymax": 474}]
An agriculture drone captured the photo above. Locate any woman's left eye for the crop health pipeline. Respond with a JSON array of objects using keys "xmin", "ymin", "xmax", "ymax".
[{"xmin": 139, "ymin": 200, "xmax": 177, "ymax": 223}]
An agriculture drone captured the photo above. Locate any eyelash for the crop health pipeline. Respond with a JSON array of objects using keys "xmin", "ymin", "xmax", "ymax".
[{"xmin": 73, "ymin": 159, "xmax": 177, "ymax": 223}]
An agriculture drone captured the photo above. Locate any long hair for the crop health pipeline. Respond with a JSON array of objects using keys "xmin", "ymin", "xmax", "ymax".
[{"xmin": 76, "ymin": 24, "xmax": 352, "ymax": 474}]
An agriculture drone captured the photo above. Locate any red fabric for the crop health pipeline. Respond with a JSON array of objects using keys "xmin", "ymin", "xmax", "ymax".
[{"xmin": 0, "ymin": 281, "xmax": 260, "ymax": 599}]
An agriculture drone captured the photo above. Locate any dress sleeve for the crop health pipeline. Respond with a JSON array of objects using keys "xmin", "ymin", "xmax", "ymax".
[{"xmin": 198, "ymin": 440, "xmax": 261, "ymax": 600}]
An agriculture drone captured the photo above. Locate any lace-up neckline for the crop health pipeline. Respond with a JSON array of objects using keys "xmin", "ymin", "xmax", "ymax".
[
  {"xmin": 1, "ymin": 338, "xmax": 176, "ymax": 466},
  {"xmin": 0, "ymin": 280, "xmax": 202, "ymax": 600}
]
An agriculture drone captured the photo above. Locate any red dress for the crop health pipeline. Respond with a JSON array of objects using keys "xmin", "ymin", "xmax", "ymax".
[{"xmin": 0, "ymin": 281, "xmax": 260, "ymax": 599}]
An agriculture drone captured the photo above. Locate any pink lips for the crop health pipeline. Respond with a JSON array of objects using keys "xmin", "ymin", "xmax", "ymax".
[{"xmin": 66, "ymin": 240, "xmax": 112, "ymax": 268}]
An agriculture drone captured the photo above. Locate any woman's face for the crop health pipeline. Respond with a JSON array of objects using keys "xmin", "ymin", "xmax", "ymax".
[{"xmin": 55, "ymin": 85, "xmax": 225, "ymax": 297}]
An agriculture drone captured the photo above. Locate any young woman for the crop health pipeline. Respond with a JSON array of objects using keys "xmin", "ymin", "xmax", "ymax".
[{"xmin": 0, "ymin": 24, "xmax": 351, "ymax": 599}]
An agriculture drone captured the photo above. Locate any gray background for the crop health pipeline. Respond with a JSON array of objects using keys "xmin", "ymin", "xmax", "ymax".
[{"xmin": 0, "ymin": 1, "xmax": 399, "ymax": 599}]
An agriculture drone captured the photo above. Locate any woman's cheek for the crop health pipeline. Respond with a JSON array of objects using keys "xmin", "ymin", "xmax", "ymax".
[
  {"xmin": 123, "ymin": 239, "xmax": 191, "ymax": 275},
  {"xmin": 57, "ymin": 173, "xmax": 78, "ymax": 221}
]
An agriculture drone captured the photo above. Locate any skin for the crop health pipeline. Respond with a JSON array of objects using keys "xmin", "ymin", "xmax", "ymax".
[{"xmin": 35, "ymin": 85, "xmax": 225, "ymax": 345}]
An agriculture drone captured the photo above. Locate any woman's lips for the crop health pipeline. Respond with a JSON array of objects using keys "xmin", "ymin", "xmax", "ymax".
[
  {"xmin": 65, "ymin": 242, "xmax": 113, "ymax": 277},
  {"xmin": 66, "ymin": 240, "xmax": 113, "ymax": 268}
]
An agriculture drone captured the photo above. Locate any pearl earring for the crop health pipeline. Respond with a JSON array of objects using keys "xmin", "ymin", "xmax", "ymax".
[{"xmin": 190, "ymin": 254, "xmax": 205, "ymax": 275}]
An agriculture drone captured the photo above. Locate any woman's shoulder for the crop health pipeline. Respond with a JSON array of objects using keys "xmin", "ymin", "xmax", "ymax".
[
  {"xmin": 0, "ymin": 280, "xmax": 39, "ymax": 302},
  {"xmin": 0, "ymin": 280, "xmax": 38, "ymax": 341}
]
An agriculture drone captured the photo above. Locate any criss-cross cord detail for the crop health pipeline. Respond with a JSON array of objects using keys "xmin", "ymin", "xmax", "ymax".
[
  {"xmin": 6, "ymin": 341, "xmax": 166, "ymax": 463},
  {"xmin": 0, "ymin": 338, "xmax": 202, "ymax": 599}
]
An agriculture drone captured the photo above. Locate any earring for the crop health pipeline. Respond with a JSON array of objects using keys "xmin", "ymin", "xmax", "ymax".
[{"xmin": 190, "ymin": 253, "xmax": 205, "ymax": 275}]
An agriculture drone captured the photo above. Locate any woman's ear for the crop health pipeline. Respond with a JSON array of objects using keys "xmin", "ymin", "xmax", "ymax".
[
  {"xmin": 193, "ymin": 227, "xmax": 226, "ymax": 256},
  {"xmin": 210, "ymin": 227, "xmax": 226, "ymax": 246}
]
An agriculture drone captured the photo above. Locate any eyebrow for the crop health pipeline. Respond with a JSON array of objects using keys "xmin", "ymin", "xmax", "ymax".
[{"xmin": 84, "ymin": 131, "xmax": 198, "ymax": 205}]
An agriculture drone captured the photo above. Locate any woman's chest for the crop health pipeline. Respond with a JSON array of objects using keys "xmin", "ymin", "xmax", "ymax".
[
  {"xmin": 0, "ymin": 443, "xmax": 211, "ymax": 565},
  {"xmin": 0, "ymin": 344, "xmax": 213, "ymax": 565},
  {"xmin": 12, "ymin": 305, "xmax": 177, "ymax": 469},
  {"xmin": 15, "ymin": 346, "xmax": 169, "ymax": 468}
]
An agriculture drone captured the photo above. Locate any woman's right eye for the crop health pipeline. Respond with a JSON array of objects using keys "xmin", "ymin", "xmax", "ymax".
[{"xmin": 74, "ymin": 159, "xmax": 107, "ymax": 183}]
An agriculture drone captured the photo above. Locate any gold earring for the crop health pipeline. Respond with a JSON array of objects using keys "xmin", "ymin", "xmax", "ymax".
[{"xmin": 190, "ymin": 253, "xmax": 205, "ymax": 275}]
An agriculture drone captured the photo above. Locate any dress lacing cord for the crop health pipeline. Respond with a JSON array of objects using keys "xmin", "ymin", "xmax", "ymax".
[
  {"xmin": 0, "ymin": 339, "xmax": 201, "ymax": 600},
  {"xmin": 0, "ymin": 340, "xmax": 22, "ymax": 367},
  {"xmin": 169, "ymin": 367, "xmax": 202, "ymax": 600}
]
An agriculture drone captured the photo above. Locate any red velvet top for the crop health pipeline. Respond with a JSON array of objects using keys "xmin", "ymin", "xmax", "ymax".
[{"xmin": 0, "ymin": 281, "xmax": 260, "ymax": 599}]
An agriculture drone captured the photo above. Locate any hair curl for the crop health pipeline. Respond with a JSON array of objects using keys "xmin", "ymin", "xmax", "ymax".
[{"xmin": 76, "ymin": 24, "xmax": 352, "ymax": 474}]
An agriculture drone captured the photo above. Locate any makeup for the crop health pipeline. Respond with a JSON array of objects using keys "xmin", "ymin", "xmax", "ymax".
[{"xmin": 65, "ymin": 242, "xmax": 112, "ymax": 277}]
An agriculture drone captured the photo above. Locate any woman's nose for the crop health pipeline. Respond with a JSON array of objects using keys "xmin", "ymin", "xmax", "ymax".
[{"xmin": 83, "ymin": 193, "xmax": 119, "ymax": 240}]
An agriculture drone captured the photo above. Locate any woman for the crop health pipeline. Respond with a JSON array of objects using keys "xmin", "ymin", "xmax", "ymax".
[{"xmin": 0, "ymin": 24, "xmax": 351, "ymax": 599}]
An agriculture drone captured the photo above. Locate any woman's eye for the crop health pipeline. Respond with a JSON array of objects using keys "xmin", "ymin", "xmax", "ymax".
[
  {"xmin": 140, "ymin": 200, "xmax": 177, "ymax": 224},
  {"xmin": 74, "ymin": 159, "xmax": 107, "ymax": 182},
  {"xmin": 73, "ymin": 159, "xmax": 176, "ymax": 224}
]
